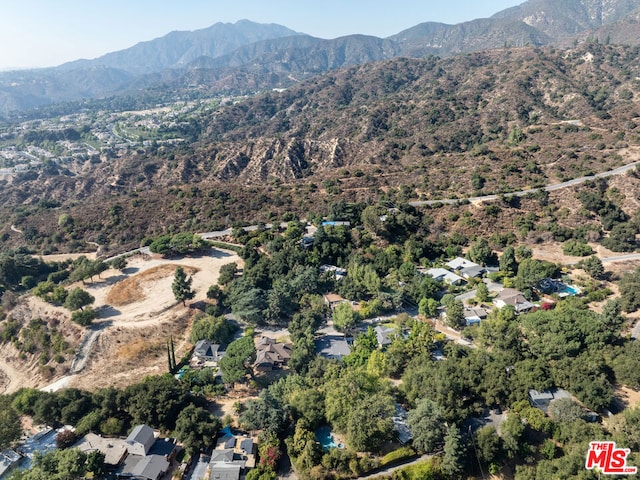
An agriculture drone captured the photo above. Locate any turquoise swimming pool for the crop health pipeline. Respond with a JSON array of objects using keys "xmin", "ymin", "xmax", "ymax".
[
  {"xmin": 558, "ymin": 284, "xmax": 580, "ymax": 296},
  {"xmin": 315, "ymin": 426, "xmax": 343, "ymax": 450}
]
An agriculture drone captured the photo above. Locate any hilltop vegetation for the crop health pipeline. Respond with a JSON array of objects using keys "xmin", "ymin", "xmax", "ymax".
[{"xmin": 0, "ymin": 44, "xmax": 640, "ymax": 256}]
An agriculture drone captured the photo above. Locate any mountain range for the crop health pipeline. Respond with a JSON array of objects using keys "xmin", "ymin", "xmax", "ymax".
[{"xmin": 1, "ymin": 0, "xmax": 640, "ymax": 117}]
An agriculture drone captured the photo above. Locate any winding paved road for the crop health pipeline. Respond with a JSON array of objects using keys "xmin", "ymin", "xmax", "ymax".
[{"xmin": 409, "ymin": 161, "xmax": 640, "ymax": 206}]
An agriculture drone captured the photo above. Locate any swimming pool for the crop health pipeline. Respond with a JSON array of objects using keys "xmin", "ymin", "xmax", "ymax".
[
  {"xmin": 558, "ymin": 284, "xmax": 580, "ymax": 296},
  {"xmin": 315, "ymin": 426, "xmax": 343, "ymax": 450}
]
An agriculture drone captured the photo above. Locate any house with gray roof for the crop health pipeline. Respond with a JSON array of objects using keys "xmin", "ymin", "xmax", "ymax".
[
  {"xmin": 529, "ymin": 388, "xmax": 572, "ymax": 414},
  {"xmin": 254, "ymin": 337, "xmax": 292, "ymax": 371},
  {"xmin": 422, "ymin": 268, "xmax": 465, "ymax": 285},
  {"xmin": 464, "ymin": 307, "xmax": 488, "ymax": 326},
  {"xmin": 374, "ymin": 326, "xmax": 396, "ymax": 348},
  {"xmin": 115, "ymin": 425, "xmax": 177, "ymax": 480},
  {"xmin": 209, "ymin": 462, "xmax": 242, "ymax": 480},
  {"xmin": 211, "ymin": 449, "xmax": 236, "ymax": 464},
  {"xmin": 191, "ymin": 340, "xmax": 224, "ymax": 367},
  {"xmin": 209, "ymin": 430, "xmax": 257, "ymax": 480},
  {"xmin": 125, "ymin": 425, "xmax": 155, "ymax": 457},
  {"xmin": 460, "ymin": 265, "xmax": 487, "ymax": 279},
  {"xmin": 446, "ymin": 257, "xmax": 480, "ymax": 271},
  {"xmin": 315, "ymin": 335, "xmax": 351, "ymax": 360},
  {"xmin": 119, "ymin": 454, "xmax": 169, "ymax": 480},
  {"xmin": 0, "ymin": 450, "xmax": 22, "ymax": 479},
  {"xmin": 494, "ymin": 288, "xmax": 534, "ymax": 314}
]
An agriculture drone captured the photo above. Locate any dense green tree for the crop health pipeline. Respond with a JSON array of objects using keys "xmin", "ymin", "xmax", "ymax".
[
  {"xmin": 468, "ymin": 238, "xmax": 494, "ymax": 265},
  {"xmin": 475, "ymin": 426, "xmax": 501, "ymax": 467},
  {"xmin": 8, "ymin": 447, "xmax": 104, "ymax": 480},
  {"xmin": 0, "ymin": 397, "xmax": 22, "ymax": 449},
  {"xmin": 441, "ymin": 425, "xmax": 465, "ymax": 478},
  {"xmin": 501, "ymin": 413, "xmax": 525, "ymax": 458},
  {"xmin": 69, "ymin": 258, "xmax": 107, "ymax": 284},
  {"xmin": 172, "ymin": 266, "xmax": 194, "ymax": 306},
  {"xmin": 514, "ymin": 245, "xmax": 532, "ymax": 262},
  {"xmin": 123, "ymin": 375, "xmax": 192, "ymax": 430},
  {"xmin": 499, "ymin": 246, "xmax": 518, "ymax": 276},
  {"xmin": 418, "ymin": 297, "xmax": 439, "ymax": 318},
  {"xmin": 71, "ymin": 308, "xmax": 98, "ymax": 326},
  {"xmin": 108, "ymin": 256, "xmax": 127, "ymax": 271},
  {"xmin": 619, "ymin": 269, "xmax": 640, "ymax": 313},
  {"xmin": 149, "ymin": 235, "xmax": 172, "ymax": 255},
  {"xmin": 174, "ymin": 404, "xmax": 221, "ymax": 455},
  {"xmin": 219, "ymin": 335, "xmax": 256, "ymax": 385},
  {"xmin": 578, "ymin": 256, "xmax": 604, "ymax": 279},
  {"xmin": 407, "ymin": 398, "xmax": 446, "ymax": 453},
  {"xmin": 228, "ymin": 280, "xmax": 267, "ymax": 325},
  {"xmin": 514, "ymin": 258, "xmax": 558, "ymax": 291},
  {"xmin": 332, "ymin": 302, "xmax": 361, "ymax": 332},
  {"xmin": 239, "ymin": 390, "xmax": 288, "ymax": 436},
  {"xmin": 602, "ymin": 222, "xmax": 637, "ymax": 252},
  {"xmin": 361, "ymin": 205, "xmax": 385, "ymax": 236},
  {"xmin": 446, "ymin": 300, "xmax": 465, "ymax": 329},
  {"xmin": 290, "ymin": 389, "xmax": 325, "ymax": 429},
  {"xmin": 189, "ymin": 314, "xmax": 238, "ymax": 345},
  {"xmin": 64, "ymin": 288, "xmax": 94, "ymax": 311},
  {"xmin": 324, "ymin": 369, "xmax": 392, "ymax": 435},
  {"xmin": 366, "ymin": 349, "xmax": 388, "ymax": 377},
  {"xmin": 611, "ymin": 341, "xmax": 640, "ymax": 389},
  {"xmin": 562, "ymin": 240, "xmax": 594, "ymax": 256},
  {"xmin": 289, "ymin": 331, "xmax": 317, "ymax": 374},
  {"xmin": 476, "ymin": 281, "xmax": 489, "ymax": 303},
  {"xmin": 218, "ymin": 262, "xmax": 238, "ymax": 286},
  {"xmin": 346, "ymin": 393, "xmax": 394, "ymax": 452}
]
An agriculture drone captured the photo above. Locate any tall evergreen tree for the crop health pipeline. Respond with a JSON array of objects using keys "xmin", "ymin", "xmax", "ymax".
[
  {"xmin": 172, "ymin": 266, "xmax": 194, "ymax": 306},
  {"xmin": 170, "ymin": 336, "xmax": 176, "ymax": 371}
]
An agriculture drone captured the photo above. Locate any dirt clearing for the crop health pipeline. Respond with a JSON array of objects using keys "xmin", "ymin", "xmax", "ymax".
[
  {"xmin": 1, "ymin": 247, "xmax": 241, "ymax": 393},
  {"xmin": 106, "ymin": 264, "xmax": 198, "ymax": 307}
]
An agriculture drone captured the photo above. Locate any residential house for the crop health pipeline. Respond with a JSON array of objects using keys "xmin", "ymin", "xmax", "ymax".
[
  {"xmin": 374, "ymin": 326, "xmax": 396, "ymax": 348},
  {"xmin": 529, "ymin": 388, "xmax": 572, "ymax": 415},
  {"xmin": 300, "ymin": 236, "xmax": 315, "ymax": 249},
  {"xmin": 315, "ymin": 335, "xmax": 351, "ymax": 360},
  {"xmin": 118, "ymin": 455, "xmax": 169, "ymax": 480},
  {"xmin": 463, "ymin": 307, "xmax": 488, "ymax": 326},
  {"xmin": 320, "ymin": 265, "xmax": 347, "ymax": 281},
  {"xmin": 254, "ymin": 337, "xmax": 292, "ymax": 371},
  {"xmin": 323, "ymin": 293, "xmax": 349, "ymax": 309},
  {"xmin": 493, "ymin": 288, "xmax": 534, "ymax": 314},
  {"xmin": 210, "ymin": 428, "xmax": 257, "ymax": 480},
  {"xmin": 0, "ymin": 450, "xmax": 22, "ymax": 479},
  {"xmin": 125, "ymin": 425, "xmax": 155, "ymax": 457},
  {"xmin": 422, "ymin": 268, "xmax": 465, "ymax": 286},
  {"xmin": 445, "ymin": 258, "xmax": 479, "ymax": 271},
  {"xmin": 459, "ymin": 265, "xmax": 486, "ymax": 279},
  {"xmin": 115, "ymin": 425, "xmax": 178, "ymax": 480},
  {"xmin": 74, "ymin": 433, "xmax": 129, "ymax": 466},
  {"xmin": 191, "ymin": 340, "xmax": 224, "ymax": 367},
  {"xmin": 392, "ymin": 404, "xmax": 413, "ymax": 445}
]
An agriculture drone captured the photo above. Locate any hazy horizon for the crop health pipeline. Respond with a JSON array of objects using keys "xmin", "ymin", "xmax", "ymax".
[{"xmin": 0, "ymin": 0, "xmax": 524, "ymax": 70}]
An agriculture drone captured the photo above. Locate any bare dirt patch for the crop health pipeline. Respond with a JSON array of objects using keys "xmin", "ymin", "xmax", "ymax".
[
  {"xmin": 64, "ymin": 248, "xmax": 241, "ymax": 390},
  {"xmin": 106, "ymin": 264, "xmax": 198, "ymax": 307},
  {"xmin": 36, "ymin": 252, "xmax": 97, "ymax": 263},
  {"xmin": 613, "ymin": 385, "xmax": 640, "ymax": 410},
  {"xmin": 3, "ymin": 247, "xmax": 241, "ymax": 393}
]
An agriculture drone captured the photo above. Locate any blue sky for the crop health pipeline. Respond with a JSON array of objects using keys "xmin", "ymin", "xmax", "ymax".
[{"xmin": 0, "ymin": 0, "xmax": 525, "ymax": 69}]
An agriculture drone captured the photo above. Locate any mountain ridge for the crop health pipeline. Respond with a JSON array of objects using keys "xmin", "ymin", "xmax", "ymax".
[{"xmin": 2, "ymin": 1, "xmax": 640, "ymax": 117}]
